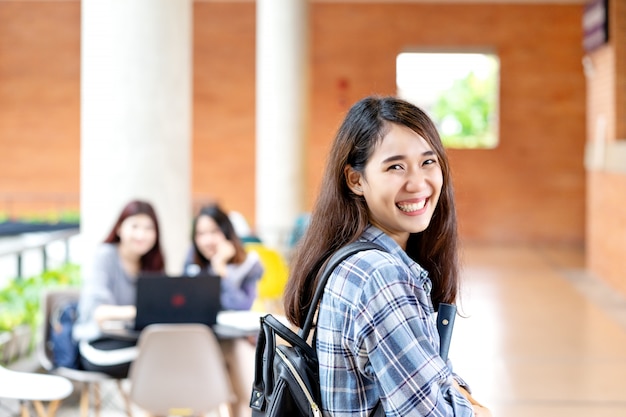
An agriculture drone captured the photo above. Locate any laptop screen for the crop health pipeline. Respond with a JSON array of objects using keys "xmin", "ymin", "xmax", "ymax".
[{"xmin": 134, "ymin": 274, "xmax": 221, "ymax": 331}]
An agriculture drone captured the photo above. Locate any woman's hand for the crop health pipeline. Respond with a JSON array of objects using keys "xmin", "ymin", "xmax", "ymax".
[
  {"xmin": 472, "ymin": 404, "xmax": 493, "ymax": 417},
  {"xmin": 211, "ymin": 238, "xmax": 236, "ymax": 277},
  {"xmin": 94, "ymin": 304, "xmax": 136, "ymax": 327},
  {"xmin": 453, "ymin": 380, "xmax": 493, "ymax": 417}
]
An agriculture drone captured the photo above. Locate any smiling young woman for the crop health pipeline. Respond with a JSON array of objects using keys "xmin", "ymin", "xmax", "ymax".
[{"xmin": 284, "ymin": 96, "xmax": 492, "ymax": 417}]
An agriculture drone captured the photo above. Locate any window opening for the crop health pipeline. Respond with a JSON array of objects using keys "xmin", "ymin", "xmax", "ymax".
[{"xmin": 397, "ymin": 52, "xmax": 500, "ymax": 149}]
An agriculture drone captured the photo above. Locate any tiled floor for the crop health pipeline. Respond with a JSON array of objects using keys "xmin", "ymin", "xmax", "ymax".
[
  {"xmin": 4, "ymin": 244, "xmax": 626, "ymax": 417},
  {"xmin": 450, "ymin": 244, "xmax": 626, "ymax": 417}
]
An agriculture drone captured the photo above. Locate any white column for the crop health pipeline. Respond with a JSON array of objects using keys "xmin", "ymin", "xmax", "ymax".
[
  {"xmin": 256, "ymin": 0, "xmax": 309, "ymax": 250},
  {"xmin": 81, "ymin": 0, "xmax": 192, "ymax": 274}
]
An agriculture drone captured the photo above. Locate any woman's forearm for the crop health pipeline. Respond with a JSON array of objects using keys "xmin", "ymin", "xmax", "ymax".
[{"xmin": 94, "ymin": 304, "xmax": 136, "ymax": 325}]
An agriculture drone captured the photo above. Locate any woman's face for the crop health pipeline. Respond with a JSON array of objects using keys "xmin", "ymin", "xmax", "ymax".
[
  {"xmin": 347, "ymin": 123, "xmax": 443, "ymax": 248},
  {"xmin": 194, "ymin": 215, "xmax": 226, "ymax": 260},
  {"xmin": 117, "ymin": 213, "xmax": 157, "ymax": 257}
]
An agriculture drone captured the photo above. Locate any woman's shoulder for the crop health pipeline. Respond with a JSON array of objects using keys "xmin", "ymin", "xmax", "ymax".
[
  {"xmin": 236, "ymin": 249, "xmax": 265, "ymax": 276},
  {"xmin": 93, "ymin": 243, "xmax": 119, "ymax": 262},
  {"xmin": 346, "ymin": 246, "xmax": 404, "ymax": 278},
  {"xmin": 330, "ymin": 245, "xmax": 396, "ymax": 285},
  {"xmin": 243, "ymin": 249, "xmax": 261, "ymax": 263},
  {"xmin": 335, "ymin": 236, "xmax": 421, "ymax": 294},
  {"xmin": 324, "ymin": 248, "xmax": 404, "ymax": 311}
]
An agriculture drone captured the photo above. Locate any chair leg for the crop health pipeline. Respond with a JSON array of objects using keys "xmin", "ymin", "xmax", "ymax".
[
  {"xmin": 32, "ymin": 400, "xmax": 46, "ymax": 417},
  {"xmin": 28, "ymin": 399, "xmax": 62, "ymax": 417},
  {"xmin": 47, "ymin": 399, "xmax": 61, "ymax": 417},
  {"xmin": 79, "ymin": 382, "xmax": 90, "ymax": 417},
  {"xmin": 78, "ymin": 380, "xmax": 127, "ymax": 417},
  {"xmin": 116, "ymin": 380, "xmax": 133, "ymax": 417},
  {"xmin": 19, "ymin": 401, "xmax": 30, "ymax": 417},
  {"xmin": 93, "ymin": 382, "xmax": 101, "ymax": 417}
]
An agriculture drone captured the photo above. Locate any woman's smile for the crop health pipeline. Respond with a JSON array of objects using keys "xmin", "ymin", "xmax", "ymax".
[{"xmin": 396, "ymin": 198, "xmax": 428, "ymax": 214}]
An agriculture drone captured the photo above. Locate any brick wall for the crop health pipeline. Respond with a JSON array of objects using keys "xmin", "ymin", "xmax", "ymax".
[
  {"xmin": 0, "ymin": 1, "xmax": 587, "ymax": 248},
  {"xmin": 309, "ymin": 3, "xmax": 586, "ymax": 245},
  {"xmin": 192, "ymin": 3, "xmax": 257, "ymax": 218},
  {"xmin": 0, "ymin": 1, "xmax": 80, "ymax": 216}
]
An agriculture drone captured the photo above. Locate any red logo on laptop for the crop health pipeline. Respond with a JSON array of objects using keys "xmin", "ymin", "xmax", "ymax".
[{"xmin": 171, "ymin": 293, "xmax": 186, "ymax": 308}]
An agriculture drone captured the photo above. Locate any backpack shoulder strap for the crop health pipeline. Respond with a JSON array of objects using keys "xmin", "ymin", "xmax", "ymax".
[{"xmin": 300, "ymin": 241, "xmax": 385, "ymax": 338}]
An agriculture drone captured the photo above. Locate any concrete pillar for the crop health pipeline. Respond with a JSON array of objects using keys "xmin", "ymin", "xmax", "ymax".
[
  {"xmin": 81, "ymin": 0, "xmax": 192, "ymax": 274},
  {"xmin": 255, "ymin": 0, "xmax": 309, "ymax": 250}
]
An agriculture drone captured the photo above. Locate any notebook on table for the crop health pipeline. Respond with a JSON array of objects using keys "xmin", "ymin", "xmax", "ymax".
[
  {"xmin": 102, "ymin": 273, "xmax": 261, "ymax": 340},
  {"xmin": 133, "ymin": 273, "xmax": 222, "ymax": 331}
]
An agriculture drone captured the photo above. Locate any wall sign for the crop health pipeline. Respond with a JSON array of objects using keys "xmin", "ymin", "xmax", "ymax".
[{"xmin": 583, "ymin": 0, "xmax": 609, "ymax": 52}]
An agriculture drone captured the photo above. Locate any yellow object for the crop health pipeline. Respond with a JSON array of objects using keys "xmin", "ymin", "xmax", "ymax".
[
  {"xmin": 246, "ymin": 243, "xmax": 289, "ymax": 311},
  {"xmin": 168, "ymin": 408, "xmax": 194, "ymax": 416}
]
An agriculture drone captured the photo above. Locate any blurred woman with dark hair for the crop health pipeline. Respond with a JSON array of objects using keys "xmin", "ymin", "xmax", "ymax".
[
  {"xmin": 74, "ymin": 199, "xmax": 165, "ymax": 378},
  {"xmin": 183, "ymin": 203, "xmax": 264, "ymax": 417},
  {"xmin": 184, "ymin": 203, "xmax": 263, "ymax": 310}
]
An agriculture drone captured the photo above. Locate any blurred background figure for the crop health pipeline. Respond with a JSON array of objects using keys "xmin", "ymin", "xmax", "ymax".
[
  {"xmin": 184, "ymin": 203, "xmax": 264, "ymax": 417},
  {"xmin": 74, "ymin": 199, "xmax": 165, "ymax": 378},
  {"xmin": 184, "ymin": 203, "xmax": 264, "ymax": 310}
]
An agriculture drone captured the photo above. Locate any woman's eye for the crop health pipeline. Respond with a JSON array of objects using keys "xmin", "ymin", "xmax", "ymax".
[
  {"xmin": 423, "ymin": 158, "xmax": 438, "ymax": 166},
  {"xmin": 388, "ymin": 164, "xmax": 403, "ymax": 171}
]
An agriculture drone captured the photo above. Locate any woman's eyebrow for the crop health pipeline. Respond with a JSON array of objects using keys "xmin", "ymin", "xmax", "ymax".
[
  {"xmin": 380, "ymin": 150, "xmax": 435, "ymax": 164},
  {"xmin": 380, "ymin": 155, "xmax": 405, "ymax": 164}
]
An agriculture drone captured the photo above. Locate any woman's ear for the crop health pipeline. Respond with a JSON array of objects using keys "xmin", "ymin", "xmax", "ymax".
[{"xmin": 344, "ymin": 165, "xmax": 364, "ymax": 196}]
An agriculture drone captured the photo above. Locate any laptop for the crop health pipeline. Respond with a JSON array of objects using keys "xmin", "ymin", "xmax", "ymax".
[{"xmin": 133, "ymin": 273, "xmax": 222, "ymax": 331}]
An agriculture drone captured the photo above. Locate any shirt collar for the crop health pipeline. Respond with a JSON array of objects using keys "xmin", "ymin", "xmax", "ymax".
[{"xmin": 360, "ymin": 224, "xmax": 432, "ymax": 290}]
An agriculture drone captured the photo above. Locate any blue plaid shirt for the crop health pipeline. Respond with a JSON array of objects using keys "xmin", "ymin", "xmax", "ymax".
[{"xmin": 317, "ymin": 226, "xmax": 474, "ymax": 417}]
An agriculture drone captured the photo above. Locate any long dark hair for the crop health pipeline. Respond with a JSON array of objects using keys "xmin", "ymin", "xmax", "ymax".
[
  {"xmin": 284, "ymin": 96, "xmax": 459, "ymax": 327},
  {"xmin": 191, "ymin": 203, "xmax": 247, "ymax": 268},
  {"xmin": 103, "ymin": 199, "xmax": 165, "ymax": 272}
]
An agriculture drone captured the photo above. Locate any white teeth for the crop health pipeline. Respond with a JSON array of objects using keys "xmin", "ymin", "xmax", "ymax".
[{"xmin": 397, "ymin": 200, "xmax": 426, "ymax": 212}]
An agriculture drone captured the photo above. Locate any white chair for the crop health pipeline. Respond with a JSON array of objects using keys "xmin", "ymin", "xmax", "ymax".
[
  {"xmin": 38, "ymin": 288, "xmax": 132, "ymax": 417},
  {"xmin": 128, "ymin": 323, "xmax": 235, "ymax": 417},
  {"xmin": 0, "ymin": 364, "xmax": 73, "ymax": 417}
]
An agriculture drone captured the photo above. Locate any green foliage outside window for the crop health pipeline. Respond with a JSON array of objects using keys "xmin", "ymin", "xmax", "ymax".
[
  {"xmin": 397, "ymin": 52, "xmax": 499, "ymax": 149},
  {"xmin": 431, "ymin": 58, "xmax": 498, "ymax": 149}
]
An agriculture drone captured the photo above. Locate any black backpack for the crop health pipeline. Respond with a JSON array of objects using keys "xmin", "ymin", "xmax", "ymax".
[
  {"xmin": 249, "ymin": 241, "xmax": 458, "ymax": 417},
  {"xmin": 249, "ymin": 241, "xmax": 385, "ymax": 417}
]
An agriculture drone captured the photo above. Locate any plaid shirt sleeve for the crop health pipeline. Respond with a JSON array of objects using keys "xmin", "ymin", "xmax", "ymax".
[{"xmin": 317, "ymin": 245, "xmax": 474, "ymax": 417}]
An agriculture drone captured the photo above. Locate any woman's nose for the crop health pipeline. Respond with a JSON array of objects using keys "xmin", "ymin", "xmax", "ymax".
[{"xmin": 405, "ymin": 169, "xmax": 428, "ymax": 192}]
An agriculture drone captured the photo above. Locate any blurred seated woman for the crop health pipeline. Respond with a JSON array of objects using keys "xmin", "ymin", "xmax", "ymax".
[
  {"xmin": 184, "ymin": 203, "xmax": 264, "ymax": 310},
  {"xmin": 184, "ymin": 203, "xmax": 264, "ymax": 417},
  {"xmin": 73, "ymin": 199, "xmax": 165, "ymax": 378}
]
